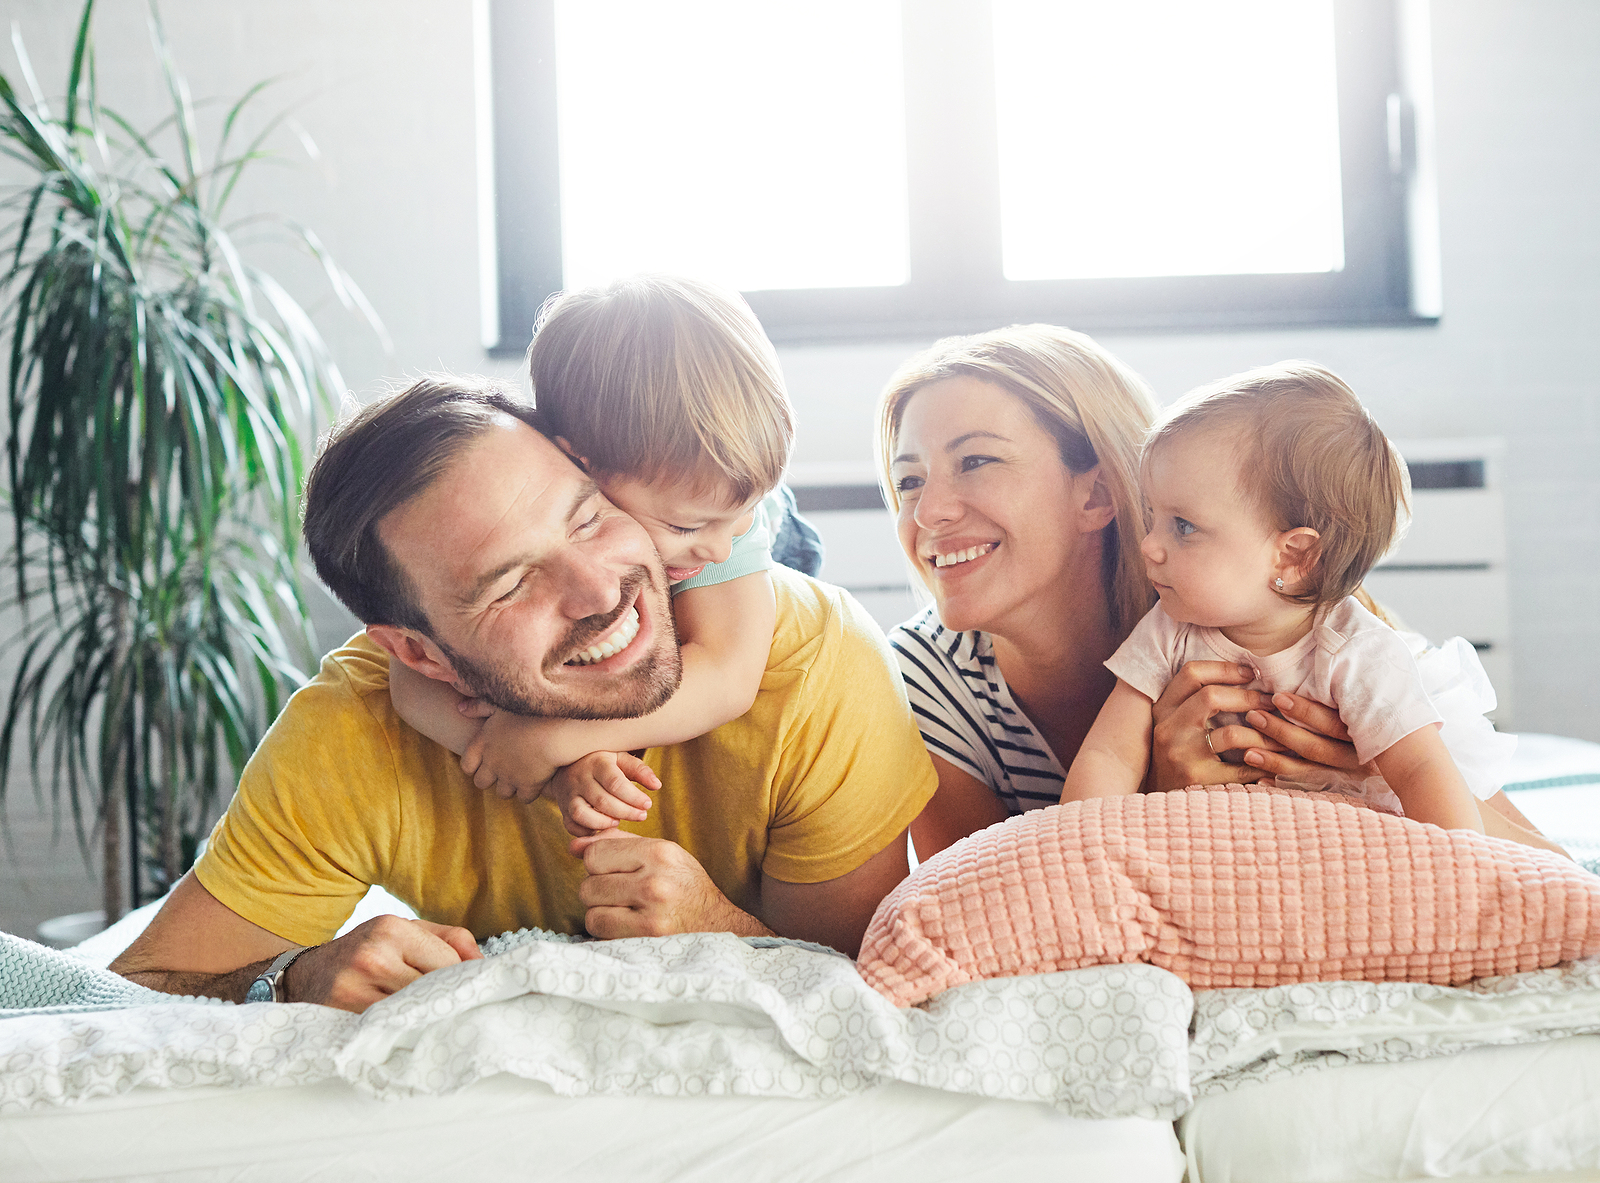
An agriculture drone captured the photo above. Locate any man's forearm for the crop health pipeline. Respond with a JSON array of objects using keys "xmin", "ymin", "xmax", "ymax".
[{"xmin": 113, "ymin": 957, "xmax": 273, "ymax": 1004}]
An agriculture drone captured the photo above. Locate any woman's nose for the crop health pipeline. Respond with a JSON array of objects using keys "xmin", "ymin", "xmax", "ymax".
[{"xmin": 911, "ymin": 477, "xmax": 960, "ymax": 528}]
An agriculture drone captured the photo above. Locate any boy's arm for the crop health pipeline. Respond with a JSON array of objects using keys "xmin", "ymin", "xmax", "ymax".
[
  {"xmin": 1061, "ymin": 679, "xmax": 1155, "ymax": 802},
  {"xmin": 1374, "ymin": 726, "xmax": 1486, "ymax": 832},
  {"xmin": 388, "ymin": 656, "xmax": 482, "ymax": 755}
]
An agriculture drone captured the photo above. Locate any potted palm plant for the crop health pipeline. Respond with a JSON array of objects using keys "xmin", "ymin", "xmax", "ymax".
[{"xmin": 0, "ymin": 1, "xmax": 381, "ymax": 928}]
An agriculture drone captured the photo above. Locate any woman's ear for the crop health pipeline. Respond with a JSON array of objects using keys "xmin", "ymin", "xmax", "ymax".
[
  {"xmin": 1074, "ymin": 465, "xmax": 1117, "ymax": 533},
  {"xmin": 1275, "ymin": 527, "xmax": 1322, "ymax": 589}
]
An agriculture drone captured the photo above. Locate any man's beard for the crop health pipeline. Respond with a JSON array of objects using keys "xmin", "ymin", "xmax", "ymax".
[{"xmin": 437, "ymin": 568, "xmax": 682, "ymax": 720}]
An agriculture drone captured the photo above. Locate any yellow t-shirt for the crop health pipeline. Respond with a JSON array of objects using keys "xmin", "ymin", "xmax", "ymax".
[{"xmin": 194, "ymin": 568, "xmax": 937, "ymax": 946}]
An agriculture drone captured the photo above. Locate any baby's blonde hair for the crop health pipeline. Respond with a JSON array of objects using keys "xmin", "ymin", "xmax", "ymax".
[
  {"xmin": 1148, "ymin": 361, "xmax": 1411, "ymax": 616},
  {"xmin": 876, "ymin": 324, "xmax": 1158, "ymax": 641},
  {"xmin": 527, "ymin": 275, "xmax": 793, "ymax": 504}
]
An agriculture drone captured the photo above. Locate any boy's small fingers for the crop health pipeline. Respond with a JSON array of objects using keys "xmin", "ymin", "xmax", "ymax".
[
  {"xmin": 472, "ymin": 767, "xmax": 497, "ymax": 792},
  {"xmin": 615, "ymin": 752, "xmax": 661, "ymax": 789},
  {"xmin": 514, "ymin": 783, "xmax": 542, "ymax": 805}
]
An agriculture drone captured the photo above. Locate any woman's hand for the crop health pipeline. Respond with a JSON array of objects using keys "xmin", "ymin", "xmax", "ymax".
[{"xmin": 1148, "ymin": 663, "xmax": 1363, "ymax": 792}]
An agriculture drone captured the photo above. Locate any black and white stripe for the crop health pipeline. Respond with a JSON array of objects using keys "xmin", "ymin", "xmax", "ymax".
[{"xmin": 889, "ymin": 606, "xmax": 1066, "ymax": 815}]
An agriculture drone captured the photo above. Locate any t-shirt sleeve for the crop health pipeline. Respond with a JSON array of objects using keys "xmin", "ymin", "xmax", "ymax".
[
  {"xmin": 1105, "ymin": 605, "xmax": 1183, "ymax": 702},
  {"xmin": 670, "ymin": 493, "xmax": 776, "ymax": 596},
  {"xmin": 888, "ymin": 622, "xmax": 991, "ymax": 786},
  {"xmin": 193, "ymin": 657, "xmax": 400, "ymax": 947},
  {"xmin": 1328, "ymin": 624, "xmax": 1445, "ymax": 766},
  {"xmin": 760, "ymin": 592, "xmax": 938, "ymax": 884}
]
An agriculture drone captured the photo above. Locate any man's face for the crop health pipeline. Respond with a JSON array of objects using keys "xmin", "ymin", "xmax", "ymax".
[{"xmin": 378, "ymin": 417, "xmax": 681, "ymax": 719}]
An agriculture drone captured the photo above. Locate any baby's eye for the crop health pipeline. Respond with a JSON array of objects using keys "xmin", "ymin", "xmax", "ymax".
[
  {"xmin": 894, "ymin": 474, "xmax": 924, "ymax": 494},
  {"xmin": 665, "ymin": 523, "xmax": 700, "ymax": 537},
  {"xmin": 1174, "ymin": 517, "xmax": 1197, "ymax": 537}
]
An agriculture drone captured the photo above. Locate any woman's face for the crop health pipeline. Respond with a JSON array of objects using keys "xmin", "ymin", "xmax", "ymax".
[{"xmin": 890, "ymin": 376, "xmax": 1103, "ymax": 636}]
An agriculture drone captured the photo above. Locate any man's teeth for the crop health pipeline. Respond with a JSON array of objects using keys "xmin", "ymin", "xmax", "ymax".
[
  {"xmin": 566, "ymin": 606, "xmax": 640, "ymax": 666},
  {"xmin": 933, "ymin": 544, "xmax": 994, "ymax": 569}
]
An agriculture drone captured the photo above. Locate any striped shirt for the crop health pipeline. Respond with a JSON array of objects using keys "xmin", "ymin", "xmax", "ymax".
[{"xmin": 888, "ymin": 606, "xmax": 1066, "ymax": 815}]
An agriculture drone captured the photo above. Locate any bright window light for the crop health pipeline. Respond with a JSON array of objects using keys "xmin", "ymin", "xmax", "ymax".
[
  {"xmin": 992, "ymin": 0, "xmax": 1345, "ymax": 280},
  {"xmin": 553, "ymin": 1, "xmax": 909, "ymax": 292}
]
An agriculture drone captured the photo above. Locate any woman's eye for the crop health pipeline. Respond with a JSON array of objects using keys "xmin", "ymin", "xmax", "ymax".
[
  {"xmin": 1174, "ymin": 517, "xmax": 1197, "ymax": 537},
  {"xmin": 894, "ymin": 474, "xmax": 923, "ymax": 494},
  {"xmin": 960, "ymin": 454, "xmax": 996, "ymax": 472}
]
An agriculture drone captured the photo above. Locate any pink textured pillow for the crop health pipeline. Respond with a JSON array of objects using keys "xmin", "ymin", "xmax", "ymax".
[{"xmin": 859, "ymin": 785, "xmax": 1600, "ymax": 1007}]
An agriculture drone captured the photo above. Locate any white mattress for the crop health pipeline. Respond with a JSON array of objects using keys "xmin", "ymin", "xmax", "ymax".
[
  {"xmin": 1178, "ymin": 1033, "xmax": 1600, "ymax": 1182},
  {"xmin": 0, "ymin": 1074, "xmax": 1184, "ymax": 1183}
]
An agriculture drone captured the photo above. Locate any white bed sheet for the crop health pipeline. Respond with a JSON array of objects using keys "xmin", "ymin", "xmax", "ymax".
[
  {"xmin": 0, "ymin": 1073, "xmax": 1185, "ymax": 1183},
  {"xmin": 1178, "ymin": 1033, "xmax": 1600, "ymax": 1183}
]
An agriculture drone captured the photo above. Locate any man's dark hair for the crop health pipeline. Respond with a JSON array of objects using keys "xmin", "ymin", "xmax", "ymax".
[{"xmin": 302, "ymin": 375, "xmax": 540, "ymax": 631}]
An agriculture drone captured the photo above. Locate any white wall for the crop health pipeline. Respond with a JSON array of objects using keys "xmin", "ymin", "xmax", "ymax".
[{"xmin": 3, "ymin": 0, "xmax": 1596, "ymax": 736}]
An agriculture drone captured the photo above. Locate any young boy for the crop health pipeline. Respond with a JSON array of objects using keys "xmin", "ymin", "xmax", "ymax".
[{"xmin": 390, "ymin": 275, "xmax": 810, "ymax": 836}]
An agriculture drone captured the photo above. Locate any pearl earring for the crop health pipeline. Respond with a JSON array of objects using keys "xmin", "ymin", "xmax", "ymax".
[{"xmin": 1274, "ymin": 577, "xmax": 1285, "ymax": 591}]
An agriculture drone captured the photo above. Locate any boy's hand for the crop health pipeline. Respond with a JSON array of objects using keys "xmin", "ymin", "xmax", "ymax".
[
  {"xmin": 549, "ymin": 751, "xmax": 661, "ymax": 838},
  {"xmin": 459, "ymin": 709, "xmax": 560, "ymax": 803}
]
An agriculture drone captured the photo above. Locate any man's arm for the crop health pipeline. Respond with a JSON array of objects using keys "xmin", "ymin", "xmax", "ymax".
[
  {"xmin": 112, "ymin": 872, "xmax": 482, "ymax": 1011},
  {"xmin": 571, "ymin": 828, "xmax": 910, "ymax": 957}
]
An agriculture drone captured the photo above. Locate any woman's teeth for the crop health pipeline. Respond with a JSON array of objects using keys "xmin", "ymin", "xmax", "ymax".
[
  {"xmin": 566, "ymin": 606, "xmax": 640, "ymax": 666},
  {"xmin": 933, "ymin": 544, "xmax": 995, "ymax": 569}
]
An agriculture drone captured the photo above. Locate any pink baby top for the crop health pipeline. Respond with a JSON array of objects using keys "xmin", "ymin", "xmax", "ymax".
[{"xmin": 1108, "ymin": 596, "xmax": 1442, "ymax": 768}]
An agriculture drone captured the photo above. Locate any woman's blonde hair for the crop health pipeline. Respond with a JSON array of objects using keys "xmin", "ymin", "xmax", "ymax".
[
  {"xmin": 528, "ymin": 274, "xmax": 793, "ymax": 503},
  {"xmin": 876, "ymin": 324, "xmax": 1158, "ymax": 640},
  {"xmin": 1147, "ymin": 361, "xmax": 1412, "ymax": 616}
]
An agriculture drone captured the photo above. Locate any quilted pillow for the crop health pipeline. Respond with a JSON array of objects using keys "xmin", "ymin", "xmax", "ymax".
[{"xmin": 858, "ymin": 785, "xmax": 1600, "ymax": 1007}]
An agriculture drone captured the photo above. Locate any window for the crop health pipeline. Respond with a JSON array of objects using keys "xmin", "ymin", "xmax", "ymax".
[{"xmin": 482, "ymin": 0, "xmax": 1436, "ymax": 350}]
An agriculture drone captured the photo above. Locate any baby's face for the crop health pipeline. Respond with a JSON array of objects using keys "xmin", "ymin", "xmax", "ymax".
[
  {"xmin": 1138, "ymin": 432, "xmax": 1286, "ymax": 629},
  {"xmin": 599, "ymin": 474, "xmax": 762, "ymax": 583}
]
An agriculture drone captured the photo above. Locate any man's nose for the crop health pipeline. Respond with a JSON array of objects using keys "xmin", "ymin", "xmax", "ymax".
[{"xmin": 555, "ymin": 548, "xmax": 622, "ymax": 621}]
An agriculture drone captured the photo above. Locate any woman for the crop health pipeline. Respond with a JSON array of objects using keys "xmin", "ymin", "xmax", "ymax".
[{"xmin": 879, "ymin": 324, "xmax": 1557, "ymax": 858}]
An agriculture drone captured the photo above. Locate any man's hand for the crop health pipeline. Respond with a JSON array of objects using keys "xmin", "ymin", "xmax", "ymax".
[
  {"xmin": 283, "ymin": 916, "xmax": 483, "ymax": 1012},
  {"xmin": 549, "ymin": 751, "xmax": 660, "ymax": 837},
  {"xmin": 570, "ymin": 831, "xmax": 771, "ymax": 940}
]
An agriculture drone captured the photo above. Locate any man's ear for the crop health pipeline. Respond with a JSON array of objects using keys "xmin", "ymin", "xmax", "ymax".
[
  {"xmin": 1275, "ymin": 527, "xmax": 1322, "ymax": 589},
  {"xmin": 1074, "ymin": 465, "xmax": 1118, "ymax": 533},
  {"xmin": 367, "ymin": 624, "xmax": 462, "ymax": 686},
  {"xmin": 552, "ymin": 435, "xmax": 590, "ymax": 473}
]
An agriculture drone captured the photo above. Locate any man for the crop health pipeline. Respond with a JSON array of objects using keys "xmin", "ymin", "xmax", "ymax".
[{"xmin": 112, "ymin": 377, "xmax": 936, "ymax": 1011}]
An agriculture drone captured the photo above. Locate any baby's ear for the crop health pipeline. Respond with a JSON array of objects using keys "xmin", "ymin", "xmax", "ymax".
[{"xmin": 1278, "ymin": 527, "xmax": 1322, "ymax": 582}]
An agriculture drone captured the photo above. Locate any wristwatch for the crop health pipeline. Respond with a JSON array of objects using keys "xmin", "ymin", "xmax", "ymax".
[{"xmin": 245, "ymin": 946, "xmax": 311, "ymax": 1003}]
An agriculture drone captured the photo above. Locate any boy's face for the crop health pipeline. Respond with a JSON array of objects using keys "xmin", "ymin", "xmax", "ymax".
[
  {"xmin": 1138, "ymin": 432, "xmax": 1288, "ymax": 629},
  {"xmin": 600, "ymin": 474, "xmax": 765, "ymax": 583}
]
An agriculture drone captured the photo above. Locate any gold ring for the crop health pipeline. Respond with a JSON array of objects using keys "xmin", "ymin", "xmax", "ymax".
[{"xmin": 1204, "ymin": 727, "xmax": 1217, "ymax": 755}]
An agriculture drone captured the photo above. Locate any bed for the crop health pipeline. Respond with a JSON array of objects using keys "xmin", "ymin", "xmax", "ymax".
[{"xmin": 2, "ymin": 735, "xmax": 1597, "ymax": 1183}]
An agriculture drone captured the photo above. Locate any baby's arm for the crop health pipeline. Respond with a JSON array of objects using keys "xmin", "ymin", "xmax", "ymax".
[
  {"xmin": 1373, "ymin": 726, "xmax": 1486, "ymax": 832},
  {"xmin": 389, "ymin": 657, "xmax": 482, "ymax": 754},
  {"xmin": 458, "ymin": 571, "xmax": 775, "ymax": 797},
  {"xmin": 1062, "ymin": 679, "xmax": 1155, "ymax": 803}
]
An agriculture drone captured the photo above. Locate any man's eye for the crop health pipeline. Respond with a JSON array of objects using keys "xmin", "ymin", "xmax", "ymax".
[
  {"xmin": 576, "ymin": 510, "xmax": 603, "ymax": 534},
  {"xmin": 495, "ymin": 575, "xmax": 527, "ymax": 603},
  {"xmin": 894, "ymin": 474, "xmax": 923, "ymax": 493},
  {"xmin": 1174, "ymin": 517, "xmax": 1197, "ymax": 537}
]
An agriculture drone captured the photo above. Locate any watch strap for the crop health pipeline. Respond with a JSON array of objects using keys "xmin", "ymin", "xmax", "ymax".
[{"xmin": 248, "ymin": 945, "xmax": 310, "ymax": 1003}]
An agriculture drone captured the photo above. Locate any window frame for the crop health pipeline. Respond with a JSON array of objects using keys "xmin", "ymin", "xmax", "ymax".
[{"xmin": 482, "ymin": 0, "xmax": 1437, "ymax": 352}]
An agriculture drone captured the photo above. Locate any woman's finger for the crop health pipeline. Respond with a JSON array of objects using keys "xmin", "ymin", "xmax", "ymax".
[
  {"xmin": 1205, "ymin": 723, "xmax": 1287, "ymax": 755},
  {"xmin": 1153, "ymin": 661, "xmax": 1257, "ymax": 721},
  {"xmin": 1243, "ymin": 708, "xmax": 1361, "ymax": 769},
  {"xmin": 1268, "ymin": 692, "xmax": 1351, "ymax": 741}
]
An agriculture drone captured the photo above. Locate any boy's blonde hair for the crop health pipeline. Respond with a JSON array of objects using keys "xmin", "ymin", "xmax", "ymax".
[
  {"xmin": 1148, "ymin": 361, "xmax": 1411, "ymax": 615},
  {"xmin": 876, "ymin": 324, "xmax": 1158, "ymax": 641},
  {"xmin": 527, "ymin": 275, "xmax": 793, "ymax": 504}
]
